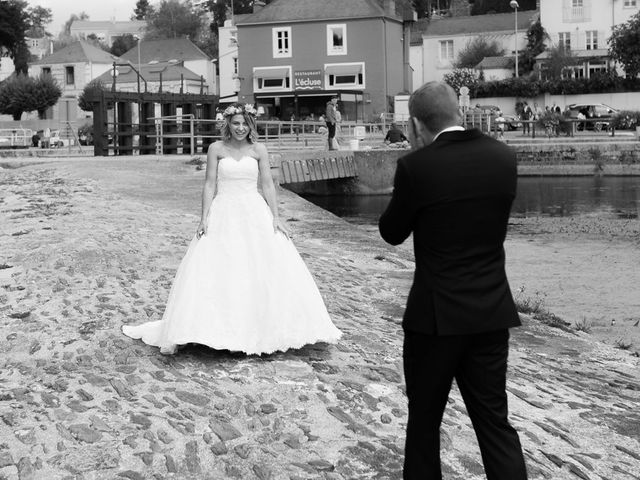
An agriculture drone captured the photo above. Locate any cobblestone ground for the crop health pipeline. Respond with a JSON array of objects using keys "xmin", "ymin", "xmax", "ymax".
[{"xmin": 1, "ymin": 158, "xmax": 639, "ymax": 480}]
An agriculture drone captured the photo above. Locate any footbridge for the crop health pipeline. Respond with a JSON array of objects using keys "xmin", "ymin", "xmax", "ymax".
[{"xmin": 275, "ymin": 152, "xmax": 358, "ymax": 184}]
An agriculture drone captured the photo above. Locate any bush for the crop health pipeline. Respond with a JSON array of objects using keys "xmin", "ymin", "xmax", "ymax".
[
  {"xmin": 78, "ymin": 79, "xmax": 106, "ymax": 112},
  {"xmin": 611, "ymin": 110, "xmax": 640, "ymax": 130},
  {"xmin": 473, "ymin": 73, "xmax": 640, "ymax": 99}
]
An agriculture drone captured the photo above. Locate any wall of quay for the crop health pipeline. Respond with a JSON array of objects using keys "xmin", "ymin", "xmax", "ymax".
[{"xmin": 281, "ymin": 142, "xmax": 640, "ymax": 196}]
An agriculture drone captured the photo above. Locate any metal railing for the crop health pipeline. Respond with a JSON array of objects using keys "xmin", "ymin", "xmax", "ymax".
[
  {"xmin": 0, "ymin": 128, "xmax": 33, "ymax": 148},
  {"xmin": 137, "ymin": 116, "xmax": 392, "ymax": 154}
]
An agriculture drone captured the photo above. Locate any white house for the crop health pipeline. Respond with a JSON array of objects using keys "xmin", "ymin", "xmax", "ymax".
[
  {"xmin": 29, "ymin": 40, "xmax": 117, "ymax": 122},
  {"xmin": 217, "ymin": 15, "xmax": 250, "ymax": 104},
  {"xmin": 537, "ymin": 0, "xmax": 640, "ymax": 78},
  {"xmin": 119, "ymin": 38, "xmax": 216, "ymax": 96},
  {"xmin": 410, "ymin": 11, "xmax": 538, "ymax": 86}
]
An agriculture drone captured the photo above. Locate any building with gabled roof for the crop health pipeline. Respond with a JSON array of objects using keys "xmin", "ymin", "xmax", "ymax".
[
  {"xmin": 29, "ymin": 40, "xmax": 118, "ymax": 123},
  {"xmin": 93, "ymin": 61, "xmax": 209, "ymax": 94},
  {"xmin": 70, "ymin": 20, "xmax": 146, "ymax": 47},
  {"xmin": 475, "ymin": 56, "xmax": 515, "ymax": 81},
  {"xmin": 234, "ymin": 0, "xmax": 415, "ymax": 122},
  {"xmin": 410, "ymin": 10, "xmax": 538, "ymax": 87},
  {"xmin": 119, "ymin": 38, "xmax": 216, "ymax": 95}
]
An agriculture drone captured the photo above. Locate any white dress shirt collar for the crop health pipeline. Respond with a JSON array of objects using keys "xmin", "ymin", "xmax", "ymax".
[{"xmin": 432, "ymin": 125, "xmax": 465, "ymax": 143}]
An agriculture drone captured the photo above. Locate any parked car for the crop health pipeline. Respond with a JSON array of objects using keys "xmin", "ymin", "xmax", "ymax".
[
  {"xmin": 472, "ymin": 105, "xmax": 522, "ymax": 130},
  {"xmin": 564, "ymin": 103, "xmax": 618, "ymax": 131}
]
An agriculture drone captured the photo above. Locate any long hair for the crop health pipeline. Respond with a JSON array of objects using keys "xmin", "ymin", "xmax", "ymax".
[{"xmin": 221, "ymin": 103, "xmax": 259, "ymax": 143}]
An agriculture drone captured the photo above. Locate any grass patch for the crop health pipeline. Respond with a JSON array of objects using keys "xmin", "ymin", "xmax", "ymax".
[
  {"xmin": 614, "ymin": 339, "xmax": 633, "ymax": 350},
  {"xmin": 574, "ymin": 317, "xmax": 592, "ymax": 334}
]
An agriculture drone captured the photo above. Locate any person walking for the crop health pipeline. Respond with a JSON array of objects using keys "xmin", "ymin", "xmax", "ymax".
[
  {"xmin": 379, "ymin": 81, "xmax": 527, "ymax": 480},
  {"xmin": 325, "ymin": 95, "xmax": 339, "ymax": 150},
  {"xmin": 522, "ymin": 102, "xmax": 532, "ymax": 136}
]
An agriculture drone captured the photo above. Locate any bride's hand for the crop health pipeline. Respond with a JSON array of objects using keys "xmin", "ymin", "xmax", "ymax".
[
  {"xmin": 196, "ymin": 221, "xmax": 207, "ymax": 239},
  {"xmin": 273, "ymin": 218, "xmax": 291, "ymax": 239}
]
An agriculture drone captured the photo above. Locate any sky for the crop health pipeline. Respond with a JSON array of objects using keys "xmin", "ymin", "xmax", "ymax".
[{"xmin": 29, "ymin": 0, "xmax": 140, "ymax": 36}]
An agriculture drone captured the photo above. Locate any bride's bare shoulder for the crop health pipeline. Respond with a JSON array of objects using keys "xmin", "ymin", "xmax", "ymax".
[{"xmin": 208, "ymin": 141, "xmax": 226, "ymax": 159}]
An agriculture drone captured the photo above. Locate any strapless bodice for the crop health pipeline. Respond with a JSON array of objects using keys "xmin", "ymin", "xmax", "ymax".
[{"xmin": 216, "ymin": 156, "xmax": 259, "ymax": 196}]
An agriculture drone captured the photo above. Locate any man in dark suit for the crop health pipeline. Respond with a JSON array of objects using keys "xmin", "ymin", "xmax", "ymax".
[{"xmin": 379, "ymin": 81, "xmax": 527, "ymax": 480}]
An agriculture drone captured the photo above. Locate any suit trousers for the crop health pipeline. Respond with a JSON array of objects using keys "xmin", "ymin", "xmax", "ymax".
[{"xmin": 403, "ymin": 329, "xmax": 527, "ymax": 480}]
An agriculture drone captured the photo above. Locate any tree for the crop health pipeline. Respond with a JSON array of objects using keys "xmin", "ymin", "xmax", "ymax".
[
  {"xmin": 31, "ymin": 73, "xmax": 61, "ymax": 119},
  {"xmin": 26, "ymin": 5, "xmax": 53, "ymax": 37},
  {"xmin": 110, "ymin": 34, "xmax": 138, "ymax": 57},
  {"xmin": 454, "ymin": 36, "xmax": 504, "ymax": 69},
  {"xmin": 412, "ymin": 0, "xmax": 429, "ymax": 18},
  {"xmin": 609, "ymin": 11, "xmax": 640, "ymax": 79},
  {"xmin": 210, "ymin": 0, "xmax": 276, "ymax": 27},
  {"xmin": 0, "ymin": 0, "xmax": 30, "ymax": 74},
  {"xmin": 0, "ymin": 73, "xmax": 35, "ymax": 120},
  {"xmin": 471, "ymin": 0, "xmax": 537, "ymax": 15},
  {"xmin": 519, "ymin": 17, "xmax": 547, "ymax": 75},
  {"xmin": 542, "ymin": 44, "xmax": 578, "ymax": 80},
  {"xmin": 61, "ymin": 12, "xmax": 89, "ymax": 37},
  {"xmin": 134, "ymin": 0, "xmax": 154, "ymax": 20},
  {"xmin": 145, "ymin": 0, "xmax": 202, "ymax": 39}
]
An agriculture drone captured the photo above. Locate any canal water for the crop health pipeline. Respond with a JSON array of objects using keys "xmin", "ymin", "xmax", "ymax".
[{"xmin": 302, "ymin": 176, "xmax": 640, "ymax": 225}]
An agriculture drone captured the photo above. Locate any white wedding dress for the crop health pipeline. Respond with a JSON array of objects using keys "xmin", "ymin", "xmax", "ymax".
[{"xmin": 122, "ymin": 155, "xmax": 342, "ymax": 355}]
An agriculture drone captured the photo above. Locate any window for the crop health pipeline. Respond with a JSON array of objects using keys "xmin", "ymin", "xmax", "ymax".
[
  {"xmin": 564, "ymin": 0, "xmax": 590, "ymax": 22},
  {"xmin": 572, "ymin": 0, "xmax": 583, "ymax": 6},
  {"xmin": 253, "ymin": 66, "xmax": 292, "ymax": 92},
  {"xmin": 65, "ymin": 66, "xmax": 75, "ymax": 85},
  {"xmin": 624, "ymin": 0, "xmax": 636, "ymax": 6},
  {"xmin": 272, "ymin": 27, "xmax": 291, "ymax": 58},
  {"xmin": 41, "ymin": 67, "xmax": 51, "ymax": 75},
  {"xmin": 439, "ymin": 40, "xmax": 454, "ymax": 62},
  {"xmin": 324, "ymin": 62, "xmax": 365, "ymax": 89},
  {"xmin": 586, "ymin": 30, "xmax": 598, "ymax": 50},
  {"xmin": 558, "ymin": 32, "xmax": 571, "ymax": 50},
  {"xmin": 327, "ymin": 24, "xmax": 347, "ymax": 55},
  {"xmin": 233, "ymin": 57, "xmax": 238, "ymax": 75}
]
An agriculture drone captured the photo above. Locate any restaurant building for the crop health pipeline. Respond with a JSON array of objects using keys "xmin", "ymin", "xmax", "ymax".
[{"xmin": 235, "ymin": 0, "xmax": 415, "ymax": 123}]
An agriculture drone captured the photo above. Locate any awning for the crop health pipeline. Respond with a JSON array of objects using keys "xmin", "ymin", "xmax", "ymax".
[
  {"xmin": 253, "ymin": 66, "xmax": 290, "ymax": 79},
  {"xmin": 324, "ymin": 63, "xmax": 363, "ymax": 76}
]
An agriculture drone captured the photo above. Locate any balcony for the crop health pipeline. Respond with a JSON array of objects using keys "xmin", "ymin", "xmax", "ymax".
[{"xmin": 563, "ymin": 5, "xmax": 591, "ymax": 23}]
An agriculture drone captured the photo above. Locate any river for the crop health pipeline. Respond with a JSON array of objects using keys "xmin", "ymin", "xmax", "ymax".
[{"xmin": 302, "ymin": 176, "xmax": 640, "ymax": 225}]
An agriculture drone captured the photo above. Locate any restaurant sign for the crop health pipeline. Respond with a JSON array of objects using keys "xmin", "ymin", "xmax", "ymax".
[{"xmin": 294, "ymin": 70, "xmax": 323, "ymax": 90}]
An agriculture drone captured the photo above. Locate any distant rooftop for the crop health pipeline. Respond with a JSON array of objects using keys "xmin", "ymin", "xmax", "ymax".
[
  {"xmin": 476, "ymin": 56, "xmax": 514, "ymax": 69},
  {"xmin": 31, "ymin": 40, "xmax": 117, "ymax": 65},
  {"xmin": 94, "ymin": 61, "xmax": 203, "ymax": 85},
  {"xmin": 119, "ymin": 38, "xmax": 211, "ymax": 64},
  {"xmin": 237, "ymin": 0, "xmax": 415, "ymax": 25},
  {"xmin": 411, "ymin": 10, "xmax": 539, "ymax": 45},
  {"xmin": 70, "ymin": 20, "xmax": 147, "ymax": 35}
]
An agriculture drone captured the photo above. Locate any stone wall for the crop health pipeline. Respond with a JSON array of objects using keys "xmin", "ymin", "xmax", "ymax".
[{"xmin": 282, "ymin": 142, "xmax": 640, "ymax": 195}]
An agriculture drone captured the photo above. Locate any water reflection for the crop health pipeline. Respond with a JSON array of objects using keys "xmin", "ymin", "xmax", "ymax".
[{"xmin": 301, "ymin": 177, "xmax": 640, "ymax": 224}]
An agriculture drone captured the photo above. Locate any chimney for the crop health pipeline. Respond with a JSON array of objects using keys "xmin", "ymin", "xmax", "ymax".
[
  {"xmin": 253, "ymin": 0, "xmax": 266, "ymax": 13},
  {"xmin": 384, "ymin": 0, "xmax": 396, "ymax": 16}
]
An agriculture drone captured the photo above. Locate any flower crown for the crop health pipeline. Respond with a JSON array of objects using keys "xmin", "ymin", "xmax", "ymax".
[{"xmin": 223, "ymin": 104, "xmax": 258, "ymax": 118}]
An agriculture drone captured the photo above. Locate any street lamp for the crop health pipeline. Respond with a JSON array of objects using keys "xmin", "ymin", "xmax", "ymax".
[{"xmin": 510, "ymin": 0, "xmax": 519, "ymax": 78}]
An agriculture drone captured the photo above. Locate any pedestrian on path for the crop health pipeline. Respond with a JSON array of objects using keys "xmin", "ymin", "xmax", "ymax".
[
  {"xmin": 379, "ymin": 81, "xmax": 528, "ymax": 480},
  {"xmin": 325, "ymin": 95, "xmax": 339, "ymax": 150},
  {"xmin": 122, "ymin": 103, "xmax": 341, "ymax": 355}
]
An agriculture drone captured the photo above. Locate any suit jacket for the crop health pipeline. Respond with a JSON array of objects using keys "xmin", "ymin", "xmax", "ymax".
[{"xmin": 379, "ymin": 129, "xmax": 521, "ymax": 335}]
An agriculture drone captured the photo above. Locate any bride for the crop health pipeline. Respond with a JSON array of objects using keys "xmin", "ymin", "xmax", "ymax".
[{"xmin": 122, "ymin": 103, "xmax": 342, "ymax": 355}]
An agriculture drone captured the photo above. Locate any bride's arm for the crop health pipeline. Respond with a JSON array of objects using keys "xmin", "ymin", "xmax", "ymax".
[
  {"xmin": 257, "ymin": 143, "xmax": 289, "ymax": 237},
  {"xmin": 197, "ymin": 142, "xmax": 220, "ymax": 237}
]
